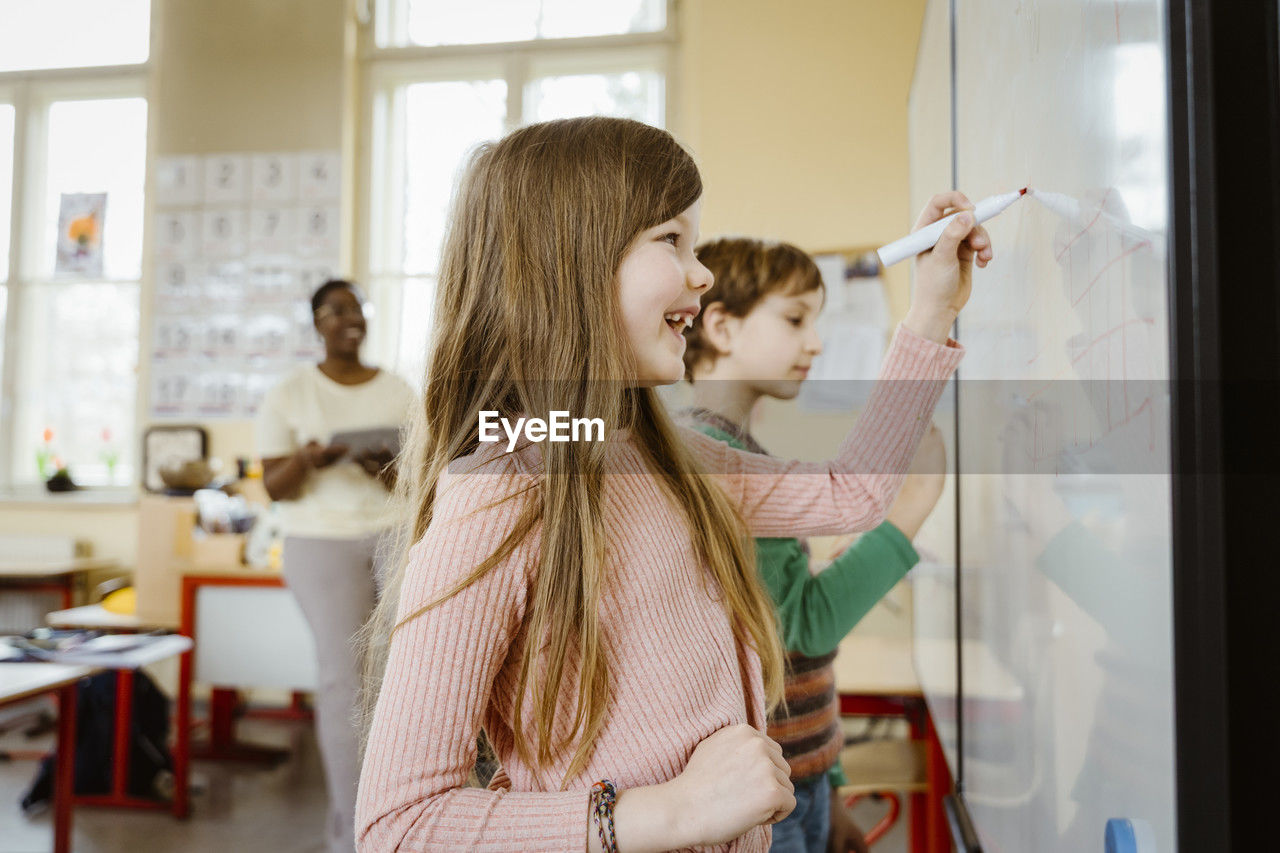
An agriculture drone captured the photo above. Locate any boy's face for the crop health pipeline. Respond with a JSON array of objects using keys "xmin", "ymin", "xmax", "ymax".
[{"xmin": 727, "ymin": 285, "xmax": 824, "ymax": 400}]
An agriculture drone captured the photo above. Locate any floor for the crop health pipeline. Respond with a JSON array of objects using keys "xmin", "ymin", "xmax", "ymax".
[{"xmin": 0, "ymin": 696, "xmax": 910, "ymax": 853}]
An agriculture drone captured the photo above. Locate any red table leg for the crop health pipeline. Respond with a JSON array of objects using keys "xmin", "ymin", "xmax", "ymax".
[
  {"xmin": 53, "ymin": 683, "xmax": 77, "ymax": 853},
  {"xmin": 906, "ymin": 701, "xmax": 930, "ymax": 853},
  {"xmin": 174, "ymin": 581, "xmax": 195, "ymax": 819},
  {"xmin": 111, "ymin": 669, "xmax": 134, "ymax": 798},
  {"xmin": 925, "ymin": 711, "xmax": 953, "ymax": 852}
]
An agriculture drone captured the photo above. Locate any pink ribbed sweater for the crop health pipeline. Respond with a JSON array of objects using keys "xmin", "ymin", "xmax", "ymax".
[{"xmin": 356, "ymin": 325, "xmax": 963, "ymax": 852}]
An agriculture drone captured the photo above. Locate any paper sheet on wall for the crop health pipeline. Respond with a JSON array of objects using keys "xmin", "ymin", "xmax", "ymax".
[
  {"xmin": 55, "ymin": 192, "xmax": 107, "ymax": 277},
  {"xmin": 798, "ymin": 257, "xmax": 891, "ymax": 411}
]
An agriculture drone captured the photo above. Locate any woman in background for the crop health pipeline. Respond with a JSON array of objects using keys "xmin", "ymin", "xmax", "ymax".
[{"xmin": 257, "ymin": 279, "xmax": 415, "ymax": 853}]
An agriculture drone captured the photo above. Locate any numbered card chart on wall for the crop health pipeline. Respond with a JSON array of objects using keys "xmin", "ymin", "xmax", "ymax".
[{"xmin": 149, "ymin": 151, "xmax": 342, "ymax": 420}]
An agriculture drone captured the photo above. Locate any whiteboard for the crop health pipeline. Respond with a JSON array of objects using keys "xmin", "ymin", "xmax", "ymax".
[{"xmin": 910, "ymin": 0, "xmax": 1177, "ymax": 850}]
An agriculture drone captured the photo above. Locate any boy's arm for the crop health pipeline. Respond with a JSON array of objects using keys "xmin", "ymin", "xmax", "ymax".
[{"xmin": 765, "ymin": 523, "xmax": 918, "ymax": 659}]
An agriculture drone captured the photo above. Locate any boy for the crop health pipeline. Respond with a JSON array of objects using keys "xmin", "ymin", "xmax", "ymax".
[{"xmin": 681, "ymin": 238, "xmax": 946, "ymax": 853}]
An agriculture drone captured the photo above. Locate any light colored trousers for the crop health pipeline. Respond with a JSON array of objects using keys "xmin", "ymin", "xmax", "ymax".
[{"xmin": 283, "ymin": 532, "xmax": 386, "ymax": 853}]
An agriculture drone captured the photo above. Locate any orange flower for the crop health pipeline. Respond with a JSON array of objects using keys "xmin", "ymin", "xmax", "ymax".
[
  {"xmin": 68, "ymin": 213, "xmax": 99, "ymax": 246},
  {"xmin": 42, "ymin": 428, "xmax": 53, "ymax": 444}
]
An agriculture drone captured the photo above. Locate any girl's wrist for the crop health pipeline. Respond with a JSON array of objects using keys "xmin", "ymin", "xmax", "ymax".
[
  {"xmin": 902, "ymin": 305, "xmax": 957, "ymax": 344},
  {"xmin": 610, "ymin": 782, "xmax": 688, "ymax": 853}
]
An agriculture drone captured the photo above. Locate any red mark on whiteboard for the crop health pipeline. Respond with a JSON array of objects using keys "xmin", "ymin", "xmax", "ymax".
[{"xmin": 1071, "ymin": 241, "xmax": 1151, "ymax": 307}]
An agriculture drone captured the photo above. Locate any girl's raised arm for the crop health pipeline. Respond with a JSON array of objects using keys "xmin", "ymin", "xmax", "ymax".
[
  {"xmin": 681, "ymin": 323, "xmax": 962, "ymax": 539},
  {"xmin": 355, "ymin": 465, "xmax": 592, "ymax": 850}
]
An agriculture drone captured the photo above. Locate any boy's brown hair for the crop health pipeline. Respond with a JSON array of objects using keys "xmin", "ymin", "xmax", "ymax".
[{"xmin": 684, "ymin": 237, "xmax": 825, "ymax": 379}]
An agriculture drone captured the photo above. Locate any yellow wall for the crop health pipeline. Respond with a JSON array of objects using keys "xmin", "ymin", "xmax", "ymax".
[
  {"xmin": 3, "ymin": 0, "xmax": 931, "ymax": 590},
  {"xmin": 678, "ymin": 0, "xmax": 928, "ymax": 322}
]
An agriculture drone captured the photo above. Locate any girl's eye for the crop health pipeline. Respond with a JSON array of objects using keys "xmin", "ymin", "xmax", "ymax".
[
  {"xmin": 787, "ymin": 316, "xmax": 804, "ymax": 327},
  {"xmin": 660, "ymin": 232, "xmax": 680, "ymax": 246}
]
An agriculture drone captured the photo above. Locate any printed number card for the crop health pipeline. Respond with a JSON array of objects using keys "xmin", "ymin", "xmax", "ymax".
[
  {"xmin": 298, "ymin": 151, "xmax": 341, "ymax": 201},
  {"xmin": 251, "ymin": 153, "xmax": 298, "ymax": 203},
  {"xmin": 154, "ymin": 156, "xmax": 203, "ymax": 207},
  {"xmin": 203, "ymin": 154, "xmax": 249, "ymax": 205}
]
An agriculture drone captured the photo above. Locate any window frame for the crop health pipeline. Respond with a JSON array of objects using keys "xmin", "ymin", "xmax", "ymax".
[
  {"xmin": 355, "ymin": 0, "xmax": 679, "ymax": 377},
  {"xmin": 0, "ymin": 61, "xmax": 150, "ymax": 491}
]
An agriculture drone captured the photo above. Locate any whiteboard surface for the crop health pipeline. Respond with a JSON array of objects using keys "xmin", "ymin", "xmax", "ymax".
[{"xmin": 911, "ymin": 0, "xmax": 1177, "ymax": 850}]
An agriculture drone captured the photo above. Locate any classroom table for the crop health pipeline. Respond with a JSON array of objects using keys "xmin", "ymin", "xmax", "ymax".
[
  {"xmin": 0, "ymin": 662, "xmax": 95, "ymax": 853},
  {"xmin": 45, "ymin": 602, "xmax": 196, "ymax": 818},
  {"xmin": 174, "ymin": 570, "xmax": 317, "ymax": 818},
  {"xmin": 0, "ymin": 558, "xmax": 117, "ymax": 621},
  {"xmin": 833, "ymin": 634, "xmax": 1022, "ymax": 853},
  {"xmin": 46, "ymin": 603, "xmax": 145, "ymax": 632}
]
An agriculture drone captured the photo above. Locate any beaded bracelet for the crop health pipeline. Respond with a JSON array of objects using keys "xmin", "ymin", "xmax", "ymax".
[{"xmin": 590, "ymin": 779, "xmax": 619, "ymax": 853}]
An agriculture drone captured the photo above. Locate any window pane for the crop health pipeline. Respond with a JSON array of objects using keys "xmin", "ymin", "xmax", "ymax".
[
  {"xmin": 0, "ymin": 0, "xmax": 150, "ymax": 72},
  {"xmin": 0, "ymin": 285, "xmax": 7, "ymax": 393},
  {"xmin": 395, "ymin": 276, "xmax": 435, "ymax": 382},
  {"xmin": 0, "ymin": 103, "xmax": 13, "ymax": 280},
  {"xmin": 12, "ymin": 283, "xmax": 139, "ymax": 486},
  {"xmin": 41, "ymin": 97, "xmax": 148, "ymax": 280},
  {"xmin": 401, "ymin": 80, "xmax": 506, "ymax": 275},
  {"xmin": 525, "ymin": 70, "xmax": 664, "ymax": 126},
  {"xmin": 395, "ymin": 0, "xmax": 664, "ymax": 47}
]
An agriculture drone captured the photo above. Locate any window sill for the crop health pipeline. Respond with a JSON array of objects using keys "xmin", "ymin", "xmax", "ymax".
[{"xmin": 0, "ymin": 485, "xmax": 139, "ymax": 509}]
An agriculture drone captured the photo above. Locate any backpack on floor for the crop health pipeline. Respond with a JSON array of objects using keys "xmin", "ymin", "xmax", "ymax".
[{"xmin": 20, "ymin": 669, "xmax": 174, "ymax": 815}]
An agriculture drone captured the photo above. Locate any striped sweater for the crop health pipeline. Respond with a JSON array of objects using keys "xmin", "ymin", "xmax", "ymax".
[
  {"xmin": 355, "ymin": 324, "xmax": 962, "ymax": 852},
  {"xmin": 682, "ymin": 410, "xmax": 921, "ymax": 784}
]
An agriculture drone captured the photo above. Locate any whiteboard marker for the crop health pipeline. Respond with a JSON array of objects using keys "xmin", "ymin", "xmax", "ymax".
[{"xmin": 877, "ymin": 188, "xmax": 1027, "ymax": 267}]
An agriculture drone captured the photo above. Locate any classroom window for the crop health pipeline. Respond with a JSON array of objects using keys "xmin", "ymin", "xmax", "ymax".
[
  {"xmin": 377, "ymin": 0, "xmax": 666, "ymax": 48},
  {"xmin": 0, "ymin": 102, "xmax": 13, "ymax": 430},
  {"xmin": 0, "ymin": 0, "xmax": 151, "ymax": 73},
  {"xmin": 363, "ymin": 3, "xmax": 672, "ymax": 380},
  {"xmin": 39, "ymin": 97, "xmax": 148, "ymax": 280},
  {"xmin": 0, "ymin": 103, "xmax": 14, "ymax": 281},
  {"xmin": 1, "ymin": 83, "xmax": 148, "ymax": 489}
]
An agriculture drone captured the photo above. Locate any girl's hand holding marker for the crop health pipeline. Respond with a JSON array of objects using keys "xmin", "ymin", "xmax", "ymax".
[{"xmin": 894, "ymin": 190, "xmax": 1013, "ymax": 343}]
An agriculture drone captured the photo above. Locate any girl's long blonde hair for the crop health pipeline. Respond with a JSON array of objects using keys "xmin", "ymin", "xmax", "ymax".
[{"xmin": 361, "ymin": 116, "xmax": 784, "ymax": 784}]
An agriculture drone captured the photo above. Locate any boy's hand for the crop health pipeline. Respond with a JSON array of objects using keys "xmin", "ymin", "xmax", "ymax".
[
  {"xmin": 828, "ymin": 789, "xmax": 871, "ymax": 853},
  {"xmin": 904, "ymin": 191, "xmax": 994, "ymax": 343},
  {"xmin": 885, "ymin": 424, "xmax": 947, "ymax": 540}
]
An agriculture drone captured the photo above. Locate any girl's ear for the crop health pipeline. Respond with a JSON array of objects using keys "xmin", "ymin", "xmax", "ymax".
[{"xmin": 700, "ymin": 301, "xmax": 737, "ymax": 356}]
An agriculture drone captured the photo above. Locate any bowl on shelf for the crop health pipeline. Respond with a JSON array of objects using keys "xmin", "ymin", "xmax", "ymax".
[{"xmin": 158, "ymin": 459, "xmax": 216, "ymax": 491}]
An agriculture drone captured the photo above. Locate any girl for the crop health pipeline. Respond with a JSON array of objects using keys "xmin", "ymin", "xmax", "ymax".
[
  {"xmin": 356, "ymin": 116, "xmax": 990, "ymax": 852},
  {"xmin": 680, "ymin": 238, "xmax": 948, "ymax": 853}
]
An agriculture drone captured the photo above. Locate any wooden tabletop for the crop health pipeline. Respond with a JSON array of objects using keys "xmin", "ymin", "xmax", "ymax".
[
  {"xmin": 0, "ymin": 558, "xmax": 119, "ymax": 578},
  {"xmin": 179, "ymin": 564, "xmax": 283, "ymax": 581},
  {"xmin": 834, "ymin": 634, "xmax": 1023, "ymax": 702},
  {"xmin": 46, "ymin": 604, "xmax": 148, "ymax": 631},
  {"xmin": 0, "ymin": 662, "xmax": 95, "ymax": 706}
]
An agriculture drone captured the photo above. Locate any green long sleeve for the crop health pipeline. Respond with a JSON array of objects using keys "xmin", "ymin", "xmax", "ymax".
[
  {"xmin": 758, "ymin": 522, "xmax": 918, "ymax": 658},
  {"xmin": 690, "ymin": 423, "xmax": 920, "ymax": 657}
]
